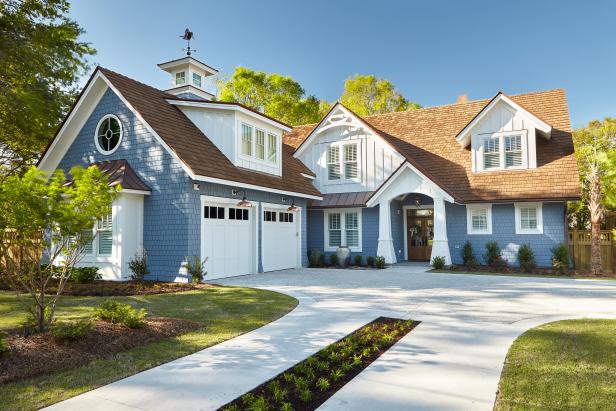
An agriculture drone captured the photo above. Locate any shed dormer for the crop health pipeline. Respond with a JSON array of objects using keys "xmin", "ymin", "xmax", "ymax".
[{"xmin": 158, "ymin": 56, "xmax": 217, "ymax": 101}]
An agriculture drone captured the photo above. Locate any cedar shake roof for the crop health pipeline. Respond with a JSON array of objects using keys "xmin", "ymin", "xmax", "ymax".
[
  {"xmin": 97, "ymin": 68, "xmax": 320, "ymax": 198},
  {"xmin": 284, "ymin": 89, "xmax": 581, "ymax": 203},
  {"xmin": 94, "ymin": 159, "xmax": 151, "ymax": 192},
  {"xmin": 308, "ymin": 191, "xmax": 375, "ymax": 209}
]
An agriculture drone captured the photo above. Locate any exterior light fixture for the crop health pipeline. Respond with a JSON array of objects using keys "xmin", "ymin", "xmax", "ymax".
[
  {"xmin": 284, "ymin": 196, "xmax": 300, "ymax": 212},
  {"xmin": 232, "ymin": 189, "xmax": 252, "ymax": 208},
  {"xmin": 414, "ymin": 198, "xmax": 421, "ymax": 207}
]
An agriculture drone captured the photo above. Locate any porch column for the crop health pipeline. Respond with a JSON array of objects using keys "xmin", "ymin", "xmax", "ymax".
[
  {"xmin": 431, "ymin": 195, "xmax": 451, "ymax": 265},
  {"xmin": 377, "ymin": 199, "xmax": 397, "ymax": 264}
]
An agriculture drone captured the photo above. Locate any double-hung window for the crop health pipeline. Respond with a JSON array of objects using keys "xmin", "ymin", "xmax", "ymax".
[
  {"xmin": 192, "ymin": 72, "xmax": 202, "ymax": 88},
  {"xmin": 466, "ymin": 204, "xmax": 492, "ymax": 235},
  {"xmin": 327, "ymin": 143, "xmax": 359, "ymax": 181},
  {"xmin": 255, "ymin": 129, "xmax": 265, "ymax": 160},
  {"xmin": 241, "ymin": 123, "xmax": 252, "ymax": 156},
  {"xmin": 267, "ymin": 133, "xmax": 277, "ymax": 163},
  {"xmin": 480, "ymin": 131, "xmax": 526, "ymax": 171},
  {"xmin": 505, "ymin": 135, "xmax": 522, "ymax": 167},
  {"xmin": 97, "ymin": 212, "xmax": 113, "ymax": 255},
  {"xmin": 483, "ymin": 137, "xmax": 500, "ymax": 170},
  {"xmin": 175, "ymin": 71, "xmax": 186, "ymax": 86},
  {"xmin": 325, "ymin": 209, "xmax": 362, "ymax": 251},
  {"xmin": 515, "ymin": 203, "xmax": 543, "ymax": 234}
]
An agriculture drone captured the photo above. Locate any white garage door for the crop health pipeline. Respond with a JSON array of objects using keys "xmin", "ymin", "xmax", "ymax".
[
  {"xmin": 201, "ymin": 201, "xmax": 255, "ymax": 280},
  {"xmin": 262, "ymin": 208, "xmax": 299, "ymax": 272}
]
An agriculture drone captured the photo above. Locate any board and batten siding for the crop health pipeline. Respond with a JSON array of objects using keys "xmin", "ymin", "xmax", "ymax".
[{"xmin": 298, "ymin": 125, "xmax": 404, "ymax": 194}]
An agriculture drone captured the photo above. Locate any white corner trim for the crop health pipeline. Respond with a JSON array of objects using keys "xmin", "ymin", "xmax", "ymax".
[
  {"xmin": 365, "ymin": 162, "xmax": 454, "ymax": 208},
  {"xmin": 323, "ymin": 208, "xmax": 363, "ymax": 252},
  {"xmin": 514, "ymin": 202, "xmax": 544, "ymax": 234},
  {"xmin": 166, "ymin": 99, "xmax": 292, "ymax": 132},
  {"xmin": 466, "ymin": 204, "xmax": 493, "ymax": 235},
  {"xmin": 456, "ymin": 94, "xmax": 552, "ymax": 147}
]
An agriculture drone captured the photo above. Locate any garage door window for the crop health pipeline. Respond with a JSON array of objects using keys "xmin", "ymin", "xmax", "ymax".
[
  {"xmin": 279, "ymin": 212, "xmax": 293, "ymax": 223},
  {"xmin": 204, "ymin": 206, "xmax": 225, "ymax": 219},
  {"xmin": 229, "ymin": 208, "xmax": 249, "ymax": 221},
  {"xmin": 264, "ymin": 211, "xmax": 277, "ymax": 222}
]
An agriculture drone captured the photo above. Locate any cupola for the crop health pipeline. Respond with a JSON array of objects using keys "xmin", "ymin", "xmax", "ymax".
[{"xmin": 158, "ymin": 56, "xmax": 217, "ymax": 100}]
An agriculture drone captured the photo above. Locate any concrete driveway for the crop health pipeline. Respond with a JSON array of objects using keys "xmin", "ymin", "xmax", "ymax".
[{"xmin": 47, "ymin": 264, "xmax": 616, "ymax": 411}]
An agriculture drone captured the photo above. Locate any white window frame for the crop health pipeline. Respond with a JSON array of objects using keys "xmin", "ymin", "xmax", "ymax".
[
  {"xmin": 466, "ymin": 204, "xmax": 492, "ymax": 235},
  {"xmin": 94, "ymin": 114, "xmax": 123, "ymax": 155},
  {"xmin": 477, "ymin": 130, "xmax": 528, "ymax": 172},
  {"xmin": 324, "ymin": 208, "xmax": 362, "ymax": 252},
  {"xmin": 514, "ymin": 202, "xmax": 543, "ymax": 234},
  {"xmin": 175, "ymin": 71, "xmax": 186, "ymax": 86},
  {"xmin": 326, "ymin": 141, "xmax": 361, "ymax": 183},
  {"xmin": 192, "ymin": 72, "xmax": 202, "ymax": 88},
  {"xmin": 238, "ymin": 122, "xmax": 279, "ymax": 166}
]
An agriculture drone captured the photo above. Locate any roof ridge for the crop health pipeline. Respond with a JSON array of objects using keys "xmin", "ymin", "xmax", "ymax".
[{"xmin": 97, "ymin": 66, "xmax": 177, "ymax": 99}]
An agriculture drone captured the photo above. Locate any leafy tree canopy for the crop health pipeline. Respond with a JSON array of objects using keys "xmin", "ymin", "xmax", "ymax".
[
  {"xmin": 217, "ymin": 67, "xmax": 327, "ymax": 126},
  {"xmin": 340, "ymin": 74, "xmax": 420, "ymax": 116},
  {"xmin": 0, "ymin": 0, "xmax": 95, "ymax": 177}
]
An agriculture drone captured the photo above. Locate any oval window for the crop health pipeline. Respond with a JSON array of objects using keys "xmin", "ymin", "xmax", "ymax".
[{"xmin": 95, "ymin": 115, "xmax": 122, "ymax": 154}]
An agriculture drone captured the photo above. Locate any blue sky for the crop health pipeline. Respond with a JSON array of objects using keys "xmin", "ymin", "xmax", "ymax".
[{"xmin": 70, "ymin": 0, "xmax": 616, "ymax": 128}]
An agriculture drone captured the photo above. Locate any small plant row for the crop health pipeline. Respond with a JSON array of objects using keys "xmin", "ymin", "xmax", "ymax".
[
  {"xmin": 436, "ymin": 240, "xmax": 571, "ymax": 274},
  {"xmin": 308, "ymin": 249, "xmax": 386, "ymax": 269},
  {"xmin": 219, "ymin": 317, "xmax": 417, "ymax": 411},
  {"xmin": 40, "ymin": 264, "xmax": 101, "ymax": 284}
]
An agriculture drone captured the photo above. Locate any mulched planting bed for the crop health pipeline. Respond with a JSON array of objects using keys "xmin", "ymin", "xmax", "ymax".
[
  {"xmin": 444, "ymin": 264, "xmax": 616, "ymax": 278},
  {"xmin": 0, "ymin": 279, "xmax": 216, "ymax": 296},
  {"xmin": 0, "ymin": 317, "xmax": 203, "ymax": 384},
  {"xmin": 219, "ymin": 317, "xmax": 418, "ymax": 411}
]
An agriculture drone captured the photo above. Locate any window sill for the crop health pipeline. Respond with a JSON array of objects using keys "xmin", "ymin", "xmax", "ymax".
[
  {"xmin": 515, "ymin": 229, "xmax": 543, "ymax": 235},
  {"xmin": 467, "ymin": 230, "xmax": 492, "ymax": 235},
  {"xmin": 325, "ymin": 246, "xmax": 362, "ymax": 253}
]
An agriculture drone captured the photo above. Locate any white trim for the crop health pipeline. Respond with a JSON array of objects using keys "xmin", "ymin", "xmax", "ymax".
[
  {"xmin": 476, "ymin": 130, "xmax": 529, "ymax": 172},
  {"xmin": 120, "ymin": 189, "xmax": 151, "ymax": 196},
  {"xmin": 94, "ymin": 114, "xmax": 123, "ymax": 155},
  {"xmin": 366, "ymin": 162, "xmax": 454, "ymax": 207},
  {"xmin": 157, "ymin": 57, "xmax": 218, "ymax": 76},
  {"xmin": 466, "ymin": 204, "xmax": 493, "ymax": 235},
  {"xmin": 514, "ymin": 202, "xmax": 544, "ymax": 234},
  {"xmin": 301, "ymin": 173, "xmax": 315, "ymax": 180},
  {"xmin": 192, "ymin": 174, "xmax": 322, "ymax": 200},
  {"xmin": 238, "ymin": 122, "xmax": 280, "ymax": 167},
  {"xmin": 325, "ymin": 141, "xmax": 361, "ymax": 184},
  {"xmin": 402, "ymin": 204, "xmax": 433, "ymax": 260},
  {"xmin": 456, "ymin": 93, "xmax": 552, "ymax": 147},
  {"xmin": 165, "ymin": 84, "xmax": 214, "ymax": 100},
  {"xmin": 323, "ymin": 208, "xmax": 362, "ymax": 252},
  {"xmin": 293, "ymin": 103, "xmax": 404, "ymax": 163},
  {"xmin": 166, "ymin": 99, "xmax": 292, "ymax": 131}
]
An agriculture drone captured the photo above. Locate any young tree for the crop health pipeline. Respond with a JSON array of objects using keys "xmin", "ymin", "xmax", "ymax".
[
  {"xmin": 0, "ymin": 0, "xmax": 95, "ymax": 178},
  {"xmin": 218, "ymin": 67, "xmax": 323, "ymax": 125},
  {"xmin": 572, "ymin": 118, "xmax": 616, "ymax": 274},
  {"xmin": 340, "ymin": 74, "xmax": 421, "ymax": 116},
  {"xmin": 0, "ymin": 166, "xmax": 117, "ymax": 332}
]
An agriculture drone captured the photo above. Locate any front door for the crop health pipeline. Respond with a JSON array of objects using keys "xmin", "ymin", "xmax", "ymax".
[{"xmin": 406, "ymin": 208, "xmax": 434, "ymax": 261}]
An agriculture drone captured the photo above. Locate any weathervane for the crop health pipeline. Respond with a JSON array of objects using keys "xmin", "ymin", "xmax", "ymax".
[{"xmin": 180, "ymin": 28, "xmax": 196, "ymax": 56}]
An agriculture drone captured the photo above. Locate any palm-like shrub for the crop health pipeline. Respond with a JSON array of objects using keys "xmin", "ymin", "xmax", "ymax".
[{"xmin": 183, "ymin": 255, "xmax": 208, "ymax": 283}]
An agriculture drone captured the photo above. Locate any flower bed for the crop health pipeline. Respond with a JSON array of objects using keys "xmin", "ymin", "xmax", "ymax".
[
  {"xmin": 220, "ymin": 317, "xmax": 417, "ymax": 411},
  {"xmin": 0, "ymin": 317, "xmax": 202, "ymax": 384}
]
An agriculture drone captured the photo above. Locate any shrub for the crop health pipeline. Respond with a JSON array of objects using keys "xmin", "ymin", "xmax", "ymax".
[
  {"xmin": 484, "ymin": 241, "xmax": 507, "ymax": 271},
  {"xmin": 318, "ymin": 253, "xmax": 325, "ymax": 267},
  {"xmin": 551, "ymin": 243, "xmax": 570, "ymax": 274},
  {"xmin": 51, "ymin": 319, "xmax": 93, "ymax": 342},
  {"xmin": 128, "ymin": 249, "xmax": 149, "ymax": 281},
  {"xmin": 518, "ymin": 244, "xmax": 536, "ymax": 273},
  {"xmin": 316, "ymin": 377, "xmax": 330, "ymax": 391},
  {"xmin": 431, "ymin": 256, "xmax": 446, "ymax": 270},
  {"xmin": 329, "ymin": 253, "xmax": 338, "ymax": 266},
  {"xmin": 461, "ymin": 241, "xmax": 478, "ymax": 269},
  {"xmin": 354, "ymin": 254, "xmax": 362, "ymax": 266},
  {"xmin": 309, "ymin": 248, "xmax": 323, "ymax": 268},
  {"xmin": 183, "ymin": 255, "xmax": 208, "ymax": 283},
  {"xmin": 366, "ymin": 256, "xmax": 375, "ymax": 267},
  {"xmin": 375, "ymin": 256, "xmax": 386, "ymax": 269},
  {"xmin": 94, "ymin": 300, "xmax": 146, "ymax": 328},
  {"xmin": 71, "ymin": 267, "xmax": 101, "ymax": 284},
  {"xmin": 0, "ymin": 332, "xmax": 8, "ymax": 355}
]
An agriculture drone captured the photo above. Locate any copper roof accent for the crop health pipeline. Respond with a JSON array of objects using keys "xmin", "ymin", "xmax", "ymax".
[
  {"xmin": 285, "ymin": 89, "xmax": 581, "ymax": 203},
  {"xmin": 308, "ymin": 191, "xmax": 375, "ymax": 209},
  {"xmin": 94, "ymin": 68, "xmax": 320, "ymax": 198},
  {"xmin": 94, "ymin": 160, "xmax": 151, "ymax": 192}
]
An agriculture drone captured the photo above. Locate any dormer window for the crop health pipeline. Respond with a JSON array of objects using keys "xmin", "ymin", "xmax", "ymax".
[
  {"xmin": 479, "ymin": 131, "xmax": 527, "ymax": 171},
  {"xmin": 239, "ymin": 122, "xmax": 278, "ymax": 165},
  {"xmin": 175, "ymin": 71, "xmax": 186, "ymax": 86},
  {"xmin": 192, "ymin": 72, "xmax": 202, "ymax": 88},
  {"xmin": 327, "ymin": 142, "xmax": 360, "ymax": 182}
]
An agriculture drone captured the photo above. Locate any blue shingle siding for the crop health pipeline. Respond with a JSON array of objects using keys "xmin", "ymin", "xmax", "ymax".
[
  {"xmin": 446, "ymin": 202, "xmax": 566, "ymax": 267},
  {"xmin": 57, "ymin": 87, "xmax": 310, "ymax": 280}
]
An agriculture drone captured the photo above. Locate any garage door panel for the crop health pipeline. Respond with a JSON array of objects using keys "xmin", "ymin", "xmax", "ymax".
[{"xmin": 262, "ymin": 209, "xmax": 299, "ymax": 272}]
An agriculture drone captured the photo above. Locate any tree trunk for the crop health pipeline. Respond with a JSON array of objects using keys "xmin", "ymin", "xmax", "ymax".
[{"xmin": 588, "ymin": 165, "xmax": 603, "ymax": 275}]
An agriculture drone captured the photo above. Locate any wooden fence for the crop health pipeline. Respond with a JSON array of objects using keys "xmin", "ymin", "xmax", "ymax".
[{"xmin": 568, "ymin": 229, "xmax": 616, "ymax": 273}]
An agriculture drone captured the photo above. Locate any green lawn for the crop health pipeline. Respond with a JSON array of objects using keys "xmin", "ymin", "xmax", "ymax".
[
  {"xmin": 495, "ymin": 319, "xmax": 616, "ymax": 410},
  {"xmin": 0, "ymin": 287, "xmax": 297, "ymax": 411}
]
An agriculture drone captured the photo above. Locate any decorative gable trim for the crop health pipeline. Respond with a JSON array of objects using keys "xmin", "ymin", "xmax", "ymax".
[
  {"xmin": 293, "ymin": 102, "xmax": 402, "ymax": 162},
  {"xmin": 455, "ymin": 92, "xmax": 552, "ymax": 148}
]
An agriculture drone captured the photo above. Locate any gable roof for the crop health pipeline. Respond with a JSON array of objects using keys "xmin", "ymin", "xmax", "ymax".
[
  {"xmin": 284, "ymin": 89, "xmax": 580, "ymax": 203},
  {"xmin": 40, "ymin": 67, "xmax": 320, "ymax": 199}
]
